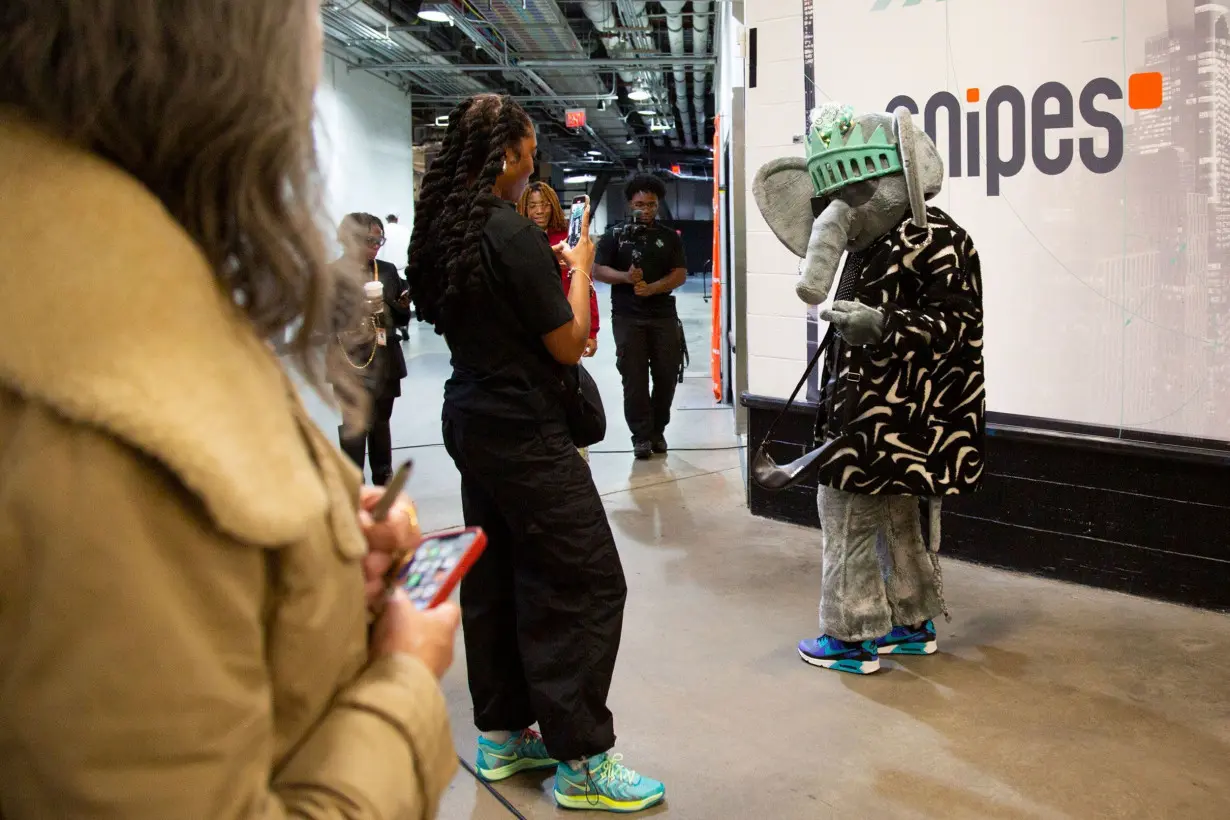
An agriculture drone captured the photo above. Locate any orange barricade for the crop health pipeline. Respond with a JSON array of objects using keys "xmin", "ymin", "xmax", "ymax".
[{"xmin": 710, "ymin": 115, "xmax": 723, "ymax": 402}]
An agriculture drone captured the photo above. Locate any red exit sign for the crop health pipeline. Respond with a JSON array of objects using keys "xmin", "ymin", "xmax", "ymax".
[{"xmin": 565, "ymin": 109, "xmax": 587, "ymax": 128}]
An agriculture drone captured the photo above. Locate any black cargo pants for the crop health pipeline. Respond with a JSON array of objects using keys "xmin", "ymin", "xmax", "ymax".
[
  {"xmin": 612, "ymin": 313, "xmax": 683, "ymax": 445},
  {"xmin": 442, "ymin": 411, "xmax": 628, "ymax": 762}
]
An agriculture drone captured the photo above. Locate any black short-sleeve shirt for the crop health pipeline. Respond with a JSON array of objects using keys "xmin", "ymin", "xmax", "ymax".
[
  {"xmin": 442, "ymin": 201, "xmax": 574, "ymax": 420},
  {"xmin": 594, "ymin": 220, "xmax": 687, "ymax": 319}
]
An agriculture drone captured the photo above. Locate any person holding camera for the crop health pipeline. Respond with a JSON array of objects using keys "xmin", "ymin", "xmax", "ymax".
[
  {"xmin": 332, "ymin": 213, "xmax": 411, "ymax": 486},
  {"xmin": 593, "ymin": 175, "xmax": 688, "ymax": 460},
  {"xmin": 406, "ymin": 94, "xmax": 665, "ymax": 813}
]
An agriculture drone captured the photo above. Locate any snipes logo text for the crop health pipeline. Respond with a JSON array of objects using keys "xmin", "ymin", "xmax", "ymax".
[{"xmin": 887, "ymin": 73, "xmax": 1163, "ymax": 196}]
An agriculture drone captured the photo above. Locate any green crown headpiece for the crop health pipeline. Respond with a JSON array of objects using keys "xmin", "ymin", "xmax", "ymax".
[{"xmin": 805, "ymin": 103, "xmax": 903, "ymax": 197}]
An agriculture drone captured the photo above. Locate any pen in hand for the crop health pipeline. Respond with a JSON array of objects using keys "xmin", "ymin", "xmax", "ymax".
[{"xmin": 368, "ymin": 460, "xmax": 415, "ymax": 618}]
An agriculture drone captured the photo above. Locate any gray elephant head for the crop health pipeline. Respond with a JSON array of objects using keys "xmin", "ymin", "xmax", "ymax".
[{"xmin": 754, "ymin": 103, "xmax": 944, "ymax": 304}]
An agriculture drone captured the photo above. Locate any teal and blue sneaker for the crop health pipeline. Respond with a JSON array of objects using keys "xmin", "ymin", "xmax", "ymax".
[
  {"xmin": 798, "ymin": 635, "xmax": 881, "ymax": 674},
  {"xmin": 875, "ymin": 620, "xmax": 938, "ymax": 655},
  {"xmin": 475, "ymin": 729, "xmax": 558, "ymax": 782},
  {"xmin": 553, "ymin": 752, "xmax": 665, "ymax": 813}
]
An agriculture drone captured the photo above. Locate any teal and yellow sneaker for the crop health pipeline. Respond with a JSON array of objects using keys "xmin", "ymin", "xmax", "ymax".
[
  {"xmin": 475, "ymin": 729, "xmax": 558, "ymax": 782},
  {"xmin": 797, "ymin": 635, "xmax": 881, "ymax": 674},
  {"xmin": 875, "ymin": 620, "xmax": 938, "ymax": 655},
  {"xmin": 553, "ymin": 752, "xmax": 665, "ymax": 813}
]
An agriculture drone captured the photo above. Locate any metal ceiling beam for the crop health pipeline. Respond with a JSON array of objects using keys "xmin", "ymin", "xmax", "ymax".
[
  {"xmin": 352, "ymin": 56, "xmax": 716, "ymax": 72},
  {"xmin": 520, "ymin": 56, "xmax": 716, "ymax": 69},
  {"xmin": 414, "ymin": 92, "xmax": 615, "ymax": 102}
]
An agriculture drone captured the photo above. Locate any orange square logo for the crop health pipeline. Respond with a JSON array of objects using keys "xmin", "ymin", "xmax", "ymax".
[
  {"xmin": 1128, "ymin": 72, "xmax": 1163, "ymax": 110},
  {"xmin": 966, "ymin": 87, "xmax": 980, "ymax": 104}
]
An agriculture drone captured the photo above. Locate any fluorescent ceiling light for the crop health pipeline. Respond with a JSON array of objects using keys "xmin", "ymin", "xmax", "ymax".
[
  {"xmin": 626, "ymin": 138, "xmax": 636, "ymax": 144},
  {"xmin": 649, "ymin": 123, "xmax": 672, "ymax": 131},
  {"xmin": 586, "ymin": 150, "xmax": 603, "ymax": 156},
  {"xmin": 564, "ymin": 174, "xmax": 597, "ymax": 184},
  {"xmin": 628, "ymin": 86, "xmax": 651, "ymax": 102},
  {"xmin": 636, "ymin": 109, "xmax": 656, "ymax": 116},
  {"xmin": 418, "ymin": 9, "xmax": 451, "ymax": 23},
  {"xmin": 433, "ymin": 115, "xmax": 449, "ymax": 127}
]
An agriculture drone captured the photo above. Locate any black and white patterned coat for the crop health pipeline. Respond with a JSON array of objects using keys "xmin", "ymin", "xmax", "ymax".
[{"xmin": 812, "ymin": 206, "xmax": 986, "ymax": 496}]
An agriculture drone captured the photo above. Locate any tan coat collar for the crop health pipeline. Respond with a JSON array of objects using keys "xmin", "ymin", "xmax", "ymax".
[{"xmin": 0, "ymin": 115, "xmax": 328, "ymax": 545}]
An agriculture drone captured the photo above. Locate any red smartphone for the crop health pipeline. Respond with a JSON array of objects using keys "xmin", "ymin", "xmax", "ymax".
[{"xmin": 396, "ymin": 527, "xmax": 487, "ymax": 610}]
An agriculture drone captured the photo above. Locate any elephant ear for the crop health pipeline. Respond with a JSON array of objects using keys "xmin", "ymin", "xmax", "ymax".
[
  {"xmin": 892, "ymin": 106, "xmax": 944, "ymax": 228},
  {"xmin": 892, "ymin": 107, "xmax": 929, "ymax": 228},
  {"xmin": 753, "ymin": 157, "xmax": 815, "ymax": 259}
]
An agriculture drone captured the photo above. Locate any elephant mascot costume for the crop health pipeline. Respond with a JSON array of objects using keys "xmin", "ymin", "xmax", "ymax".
[{"xmin": 753, "ymin": 102, "xmax": 986, "ymax": 674}]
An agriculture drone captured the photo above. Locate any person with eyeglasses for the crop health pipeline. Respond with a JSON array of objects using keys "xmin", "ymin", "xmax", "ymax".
[
  {"xmin": 593, "ymin": 175, "xmax": 688, "ymax": 460},
  {"xmin": 332, "ymin": 212, "xmax": 410, "ymax": 485}
]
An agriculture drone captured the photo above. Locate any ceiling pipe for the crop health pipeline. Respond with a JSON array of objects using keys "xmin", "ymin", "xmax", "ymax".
[
  {"xmin": 578, "ymin": 1, "xmax": 638, "ymax": 86},
  {"xmin": 446, "ymin": 1, "xmax": 631, "ymax": 162},
  {"xmin": 322, "ymin": 6, "xmax": 480, "ymax": 97},
  {"xmin": 659, "ymin": 0, "xmax": 691, "ymax": 149},
  {"xmin": 357, "ymin": 57, "xmax": 715, "ymax": 71},
  {"xmin": 692, "ymin": 0, "xmax": 712, "ymax": 145},
  {"xmin": 617, "ymin": 0, "xmax": 673, "ymax": 146}
]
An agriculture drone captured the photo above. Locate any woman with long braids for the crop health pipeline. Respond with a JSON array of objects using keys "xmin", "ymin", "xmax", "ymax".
[
  {"xmin": 407, "ymin": 94, "xmax": 665, "ymax": 813},
  {"xmin": 518, "ymin": 181, "xmax": 601, "ymax": 463},
  {"xmin": 0, "ymin": 2, "xmax": 459, "ymax": 816}
]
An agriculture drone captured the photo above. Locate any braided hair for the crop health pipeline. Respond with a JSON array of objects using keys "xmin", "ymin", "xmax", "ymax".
[{"xmin": 406, "ymin": 94, "xmax": 533, "ymax": 334}]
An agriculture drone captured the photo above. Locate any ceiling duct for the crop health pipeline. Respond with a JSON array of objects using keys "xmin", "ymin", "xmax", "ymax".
[
  {"xmin": 578, "ymin": 1, "xmax": 637, "ymax": 86},
  {"xmin": 615, "ymin": 0, "xmax": 674, "ymax": 145},
  {"xmin": 659, "ymin": 1, "xmax": 691, "ymax": 149},
  {"xmin": 321, "ymin": 1, "xmax": 485, "ymax": 100},
  {"xmin": 692, "ymin": 0, "xmax": 712, "ymax": 146},
  {"xmin": 439, "ymin": 0, "xmax": 633, "ymax": 161},
  {"xmin": 580, "ymin": 1, "xmax": 671, "ymax": 148}
]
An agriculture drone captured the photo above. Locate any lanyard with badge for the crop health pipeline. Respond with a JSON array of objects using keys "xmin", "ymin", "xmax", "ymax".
[
  {"xmin": 340, "ymin": 260, "xmax": 386, "ymax": 370},
  {"xmin": 366, "ymin": 260, "xmax": 387, "ymax": 348}
]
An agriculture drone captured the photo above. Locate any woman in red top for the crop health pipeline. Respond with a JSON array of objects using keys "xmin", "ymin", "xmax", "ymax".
[{"xmin": 519, "ymin": 182, "xmax": 599, "ymax": 358}]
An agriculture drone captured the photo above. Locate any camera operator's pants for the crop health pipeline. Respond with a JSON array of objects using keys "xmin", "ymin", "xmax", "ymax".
[
  {"xmin": 442, "ymin": 411, "xmax": 627, "ymax": 762},
  {"xmin": 613, "ymin": 314, "xmax": 682, "ymax": 444},
  {"xmin": 817, "ymin": 486, "xmax": 943, "ymax": 642}
]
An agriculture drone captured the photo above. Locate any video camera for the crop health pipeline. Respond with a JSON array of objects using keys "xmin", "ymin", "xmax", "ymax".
[{"xmin": 616, "ymin": 208, "xmax": 650, "ymax": 266}]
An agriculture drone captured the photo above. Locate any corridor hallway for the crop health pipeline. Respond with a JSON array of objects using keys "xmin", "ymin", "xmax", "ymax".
[{"xmin": 298, "ymin": 281, "xmax": 1230, "ymax": 820}]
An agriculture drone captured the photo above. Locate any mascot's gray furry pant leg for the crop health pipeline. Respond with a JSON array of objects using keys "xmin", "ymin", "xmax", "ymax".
[{"xmin": 817, "ymin": 485, "xmax": 944, "ymax": 642}]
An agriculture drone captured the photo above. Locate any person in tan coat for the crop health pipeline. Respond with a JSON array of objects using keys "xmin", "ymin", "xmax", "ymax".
[{"xmin": 0, "ymin": 3, "xmax": 460, "ymax": 817}]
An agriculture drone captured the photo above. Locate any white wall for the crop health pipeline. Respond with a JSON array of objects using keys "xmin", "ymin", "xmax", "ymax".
[
  {"xmin": 741, "ymin": 0, "xmax": 1230, "ymax": 442},
  {"xmin": 743, "ymin": 0, "xmax": 811, "ymax": 400},
  {"xmin": 314, "ymin": 54, "xmax": 415, "ymax": 253}
]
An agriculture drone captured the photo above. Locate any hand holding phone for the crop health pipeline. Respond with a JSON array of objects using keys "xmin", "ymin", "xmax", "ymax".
[
  {"xmin": 557, "ymin": 197, "xmax": 594, "ymax": 275},
  {"xmin": 567, "ymin": 195, "xmax": 589, "ymax": 249},
  {"xmin": 371, "ymin": 591, "xmax": 460, "ymax": 679},
  {"xmin": 395, "ymin": 526, "xmax": 488, "ymax": 610}
]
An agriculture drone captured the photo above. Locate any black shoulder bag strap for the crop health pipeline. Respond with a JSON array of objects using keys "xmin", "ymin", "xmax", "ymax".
[
  {"xmin": 748, "ymin": 324, "xmax": 836, "ymax": 491},
  {"xmin": 750, "ymin": 250, "xmax": 868, "ymax": 491}
]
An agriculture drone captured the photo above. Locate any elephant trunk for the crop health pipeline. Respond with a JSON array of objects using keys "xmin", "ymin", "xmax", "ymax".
[{"xmin": 795, "ymin": 198, "xmax": 855, "ymax": 305}]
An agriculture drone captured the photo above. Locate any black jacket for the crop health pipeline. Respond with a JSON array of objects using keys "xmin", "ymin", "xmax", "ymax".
[
  {"xmin": 812, "ymin": 206, "xmax": 986, "ymax": 496},
  {"xmin": 375, "ymin": 259, "xmax": 410, "ymax": 384},
  {"xmin": 334, "ymin": 259, "xmax": 409, "ymax": 400}
]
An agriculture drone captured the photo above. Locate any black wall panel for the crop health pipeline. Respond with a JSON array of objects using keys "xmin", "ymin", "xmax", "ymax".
[{"xmin": 743, "ymin": 394, "xmax": 1230, "ymax": 612}]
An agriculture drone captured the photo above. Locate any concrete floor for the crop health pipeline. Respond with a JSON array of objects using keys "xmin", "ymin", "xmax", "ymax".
[{"xmin": 300, "ymin": 280, "xmax": 1230, "ymax": 819}]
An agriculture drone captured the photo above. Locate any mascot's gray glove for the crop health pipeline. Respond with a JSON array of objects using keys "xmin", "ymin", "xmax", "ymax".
[{"xmin": 820, "ymin": 300, "xmax": 885, "ymax": 346}]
